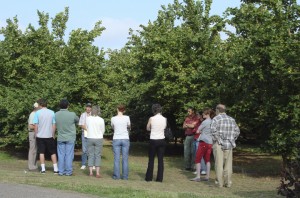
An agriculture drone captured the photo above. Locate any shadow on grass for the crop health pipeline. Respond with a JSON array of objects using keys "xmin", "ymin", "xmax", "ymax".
[
  {"xmin": 234, "ymin": 190, "xmax": 281, "ymax": 198},
  {"xmin": 233, "ymin": 153, "xmax": 281, "ymax": 178}
]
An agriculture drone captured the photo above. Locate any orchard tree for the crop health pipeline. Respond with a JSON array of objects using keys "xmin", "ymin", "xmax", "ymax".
[
  {"xmin": 224, "ymin": 0, "xmax": 300, "ymax": 196},
  {"xmin": 0, "ymin": 8, "xmax": 106, "ymax": 148},
  {"xmin": 124, "ymin": 0, "xmax": 225, "ymax": 140}
]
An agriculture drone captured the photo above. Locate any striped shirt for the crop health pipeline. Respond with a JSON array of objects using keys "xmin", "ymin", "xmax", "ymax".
[{"xmin": 211, "ymin": 113, "xmax": 240, "ymax": 150}]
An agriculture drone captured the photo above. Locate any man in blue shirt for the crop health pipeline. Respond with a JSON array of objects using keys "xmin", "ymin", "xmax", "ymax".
[{"xmin": 33, "ymin": 98, "xmax": 58, "ymax": 174}]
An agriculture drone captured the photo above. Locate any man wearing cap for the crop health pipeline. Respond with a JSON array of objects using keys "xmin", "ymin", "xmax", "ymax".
[
  {"xmin": 27, "ymin": 102, "xmax": 39, "ymax": 171},
  {"xmin": 79, "ymin": 103, "xmax": 92, "ymax": 169},
  {"xmin": 211, "ymin": 104, "xmax": 240, "ymax": 188}
]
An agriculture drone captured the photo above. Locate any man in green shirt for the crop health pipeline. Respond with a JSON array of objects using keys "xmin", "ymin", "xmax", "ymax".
[{"xmin": 55, "ymin": 99, "xmax": 79, "ymax": 176}]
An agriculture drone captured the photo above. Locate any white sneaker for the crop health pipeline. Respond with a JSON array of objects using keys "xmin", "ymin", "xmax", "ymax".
[
  {"xmin": 93, "ymin": 166, "xmax": 96, "ymax": 170},
  {"xmin": 201, "ymin": 171, "xmax": 206, "ymax": 175},
  {"xmin": 193, "ymin": 171, "xmax": 197, "ymax": 174},
  {"xmin": 80, "ymin": 165, "xmax": 86, "ymax": 170}
]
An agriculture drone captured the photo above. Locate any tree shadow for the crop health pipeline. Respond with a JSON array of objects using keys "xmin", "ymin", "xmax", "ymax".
[
  {"xmin": 233, "ymin": 153, "xmax": 281, "ymax": 178},
  {"xmin": 233, "ymin": 190, "xmax": 281, "ymax": 198}
]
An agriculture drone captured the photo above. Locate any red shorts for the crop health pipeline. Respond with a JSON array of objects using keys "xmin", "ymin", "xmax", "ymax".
[{"xmin": 195, "ymin": 141, "xmax": 212, "ymax": 163}]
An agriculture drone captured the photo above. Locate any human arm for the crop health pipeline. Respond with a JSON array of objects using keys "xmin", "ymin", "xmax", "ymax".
[
  {"xmin": 28, "ymin": 112, "xmax": 35, "ymax": 131},
  {"xmin": 210, "ymin": 119, "xmax": 219, "ymax": 143},
  {"xmin": 74, "ymin": 114, "xmax": 79, "ymax": 124},
  {"xmin": 28, "ymin": 123, "xmax": 35, "ymax": 131},
  {"xmin": 82, "ymin": 125, "xmax": 87, "ymax": 131},
  {"xmin": 52, "ymin": 124, "xmax": 56, "ymax": 139},
  {"xmin": 34, "ymin": 124, "xmax": 38, "ymax": 138},
  {"xmin": 78, "ymin": 113, "xmax": 86, "ymax": 129},
  {"xmin": 100, "ymin": 119, "xmax": 105, "ymax": 135},
  {"xmin": 111, "ymin": 117, "xmax": 114, "ymax": 131},
  {"xmin": 183, "ymin": 117, "xmax": 195, "ymax": 129},
  {"xmin": 33, "ymin": 112, "xmax": 39, "ymax": 138},
  {"xmin": 127, "ymin": 116, "xmax": 131, "ymax": 131},
  {"xmin": 183, "ymin": 117, "xmax": 198, "ymax": 129},
  {"xmin": 146, "ymin": 117, "xmax": 151, "ymax": 131},
  {"xmin": 196, "ymin": 126, "xmax": 201, "ymax": 134}
]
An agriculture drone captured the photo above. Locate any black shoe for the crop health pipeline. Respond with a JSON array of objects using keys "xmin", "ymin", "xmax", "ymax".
[
  {"xmin": 53, "ymin": 171, "xmax": 59, "ymax": 174},
  {"xmin": 185, "ymin": 168, "xmax": 192, "ymax": 171},
  {"xmin": 40, "ymin": 171, "xmax": 46, "ymax": 174}
]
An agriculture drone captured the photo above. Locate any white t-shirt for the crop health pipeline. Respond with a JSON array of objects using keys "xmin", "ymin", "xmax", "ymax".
[
  {"xmin": 111, "ymin": 115, "xmax": 130, "ymax": 140},
  {"xmin": 149, "ymin": 114, "xmax": 166, "ymax": 140},
  {"xmin": 86, "ymin": 116, "xmax": 105, "ymax": 139}
]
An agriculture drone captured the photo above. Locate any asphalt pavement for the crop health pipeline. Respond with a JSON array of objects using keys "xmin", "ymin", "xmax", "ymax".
[{"xmin": 0, "ymin": 183, "xmax": 100, "ymax": 198}]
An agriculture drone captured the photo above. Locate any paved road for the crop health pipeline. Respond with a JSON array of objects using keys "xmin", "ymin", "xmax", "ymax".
[{"xmin": 0, "ymin": 183, "xmax": 99, "ymax": 198}]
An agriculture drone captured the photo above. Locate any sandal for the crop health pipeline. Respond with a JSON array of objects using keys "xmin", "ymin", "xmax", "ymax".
[
  {"xmin": 190, "ymin": 177, "xmax": 201, "ymax": 182},
  {"xmin": 96, "ymin": 174, "xmax": 101, "ymax": 178}
]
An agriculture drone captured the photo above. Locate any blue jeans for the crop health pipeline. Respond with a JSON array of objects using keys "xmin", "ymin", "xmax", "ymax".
[
  {"xmin": 193, "ymin": 140, "xmax": 206, "ymax": 171},
  {"xmin": 113, "ymin": 139, "xmax": 130, "ymax": 180},
  {"xmin": 81, "ymin": 132, "xmax": 88, "ymax": 166},
  {"xmin": 57, "ymin": 141, "xmax": 75, "ymax": 175}
]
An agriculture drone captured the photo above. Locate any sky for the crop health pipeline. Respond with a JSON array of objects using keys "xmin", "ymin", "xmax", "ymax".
[{"xmin": 0, "ymin": 0, "xmax": 242, "ymax": 50}]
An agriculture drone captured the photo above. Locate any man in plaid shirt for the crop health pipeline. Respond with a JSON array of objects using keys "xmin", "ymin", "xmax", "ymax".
[{"xmin": 211, "ymin": 104, "xmax": 240, "ymax": 188}]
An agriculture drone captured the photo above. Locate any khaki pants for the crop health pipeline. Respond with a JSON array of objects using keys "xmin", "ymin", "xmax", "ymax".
[
  {"xmin": 213, "ymin": 142, "xmax": 232, "ymax": 187},
  {"xmin": 28, "ymin": 132, "xmax": 38, "ymax": 170}
]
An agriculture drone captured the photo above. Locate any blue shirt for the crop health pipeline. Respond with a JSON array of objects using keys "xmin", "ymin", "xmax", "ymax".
[
  {"xmin": 33, "ymin": 108, "xmax": 56, "ymax": 138},
  {"xmin": 197, "ymin": 118, "xmax": 212, "ymax": 144}
]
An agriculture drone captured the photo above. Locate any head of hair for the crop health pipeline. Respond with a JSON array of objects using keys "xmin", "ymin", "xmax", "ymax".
[
  {"xmin": 37, "ymin": 98, "xmax": 47, "ymax": 107},
  {"xmin": 59, "ymin": 99, "xmax": 69, "ymax": 109},
  {"xmin": 152, "ymin": 104, "xmax": 162, "ymax": 115},
  {"xmin": 202, "ymin": 107, "xmax": 215, "ymax": 118},
  {"xmin": 91, "ymin": 105, "xmax": 101, "ymax": 116},
  {"xmin": 117, "ymin": 104, "xmax": 126, "ymax": 112},
  {"xmin": 187, "ymin": 107, "xmax": 196, "ymax": 113},
  {"xmin": 216, "ymin": 104, "xmax": 226, "ymax": 114}
]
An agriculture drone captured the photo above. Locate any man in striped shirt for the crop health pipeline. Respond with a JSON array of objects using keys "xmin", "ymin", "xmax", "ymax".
[{"xmin": 211, "ymin": 104, "xmax": 240, "ymax": 188}]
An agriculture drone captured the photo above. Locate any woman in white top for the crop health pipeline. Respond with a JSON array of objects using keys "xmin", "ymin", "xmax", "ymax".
[
  {"xmin": 111, "ymin": 105, "xmax": 131, "ymax": 180},
  {"xmin": 145, "ymin": 104, "xmax": 167, "ymax": 182},
  {"xmin": 85, "ymin": 106, "xmax": 105, "ymax": 178}
]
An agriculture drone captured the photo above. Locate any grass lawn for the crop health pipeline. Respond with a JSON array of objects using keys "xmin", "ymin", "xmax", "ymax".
[{"xmin": 0, "ymin": 141, "xmax": 283, "ymax": 198}]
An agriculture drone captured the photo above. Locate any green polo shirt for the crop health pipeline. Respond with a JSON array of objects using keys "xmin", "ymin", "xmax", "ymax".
[{"xmin": 55, "ymin": 109, "xmax": 79, "ymax": 142}]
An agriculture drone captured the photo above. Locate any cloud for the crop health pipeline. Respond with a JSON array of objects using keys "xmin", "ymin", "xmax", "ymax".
[{"xmin": 93, "ymin": 17, "xmax": 141, "ymax": 50}]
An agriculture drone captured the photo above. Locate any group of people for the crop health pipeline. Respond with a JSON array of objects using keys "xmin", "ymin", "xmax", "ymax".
[
  {"xmin": 27, "ymin": 98, "xmax": 129, "ymax": 179},
  {"xmin": 183, "ymin": 104, "xmax": 240, "ymax": 187},
  {"xmin": 28, "ymin": 99, "xmax": 239, "ymax": 187}
]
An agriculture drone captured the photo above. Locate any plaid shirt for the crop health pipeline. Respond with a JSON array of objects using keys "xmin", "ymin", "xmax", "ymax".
[{"xmin": 211, "ymin": 113, "xmax": 240, "ymax": 150}]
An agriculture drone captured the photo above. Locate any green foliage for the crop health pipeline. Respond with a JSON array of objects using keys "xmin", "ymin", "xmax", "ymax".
[
  {"xmin": 120, "ymin": 0, "xmax": 225, "ymax": 141},
  {"xmin": 224, "ymin": 0, "xmax": 300, "ymax": 194},
  {"xmin": 0, "ymin": 7, "xmax": 106, "ymax": 148},
  {"xmin": 0, "ymin": 1, "xmax": 299, "ymax": 178}
]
